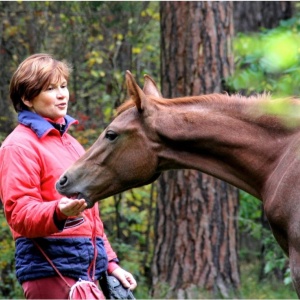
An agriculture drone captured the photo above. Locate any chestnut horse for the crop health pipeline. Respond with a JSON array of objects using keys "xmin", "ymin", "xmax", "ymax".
[{"xmin": 57, "ymin": 71, "xmax": 300, "ymax": 296}]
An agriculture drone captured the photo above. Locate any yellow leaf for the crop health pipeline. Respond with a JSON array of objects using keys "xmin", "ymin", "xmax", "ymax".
[{"xmin": 133, "ymin": 47, "xmax": 141, "ymax": 54}]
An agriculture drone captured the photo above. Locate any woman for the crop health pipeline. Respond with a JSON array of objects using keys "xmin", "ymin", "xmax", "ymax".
[{"xmin": 0, "ymin": 53, "xmax": 137, "ymax": 299}]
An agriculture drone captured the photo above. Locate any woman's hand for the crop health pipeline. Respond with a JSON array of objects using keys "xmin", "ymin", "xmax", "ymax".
[
  {"xmin": 58, "ymin": 197, "xmax": 87, "ymax": 217},
  {"xmin": 111, "ymin": 267, "xmax": 137, "ymax": 290}
]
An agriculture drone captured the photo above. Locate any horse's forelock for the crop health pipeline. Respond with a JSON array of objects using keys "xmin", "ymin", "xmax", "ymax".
[
  {"xmin": 116, "ymin": 99, "xmax": 136, "ymax": 115},
  {"xmin": 116, "ymin": 94, "xmax": 163, "ymax": 118}
]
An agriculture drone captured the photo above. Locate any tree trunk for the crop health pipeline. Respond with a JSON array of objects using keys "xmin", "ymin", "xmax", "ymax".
[
  {"xmin": 233, "ymin": 1, "xmax": 293, "ymax": 33},
  {"xmin": 152, "ymin": 2, "xmax": 239, "ymax": 298}
]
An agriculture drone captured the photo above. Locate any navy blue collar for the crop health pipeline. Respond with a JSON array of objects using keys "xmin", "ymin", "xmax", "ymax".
[{"xmin": 18, "ymin": 110, "xmax": 77, "ymax": 138}]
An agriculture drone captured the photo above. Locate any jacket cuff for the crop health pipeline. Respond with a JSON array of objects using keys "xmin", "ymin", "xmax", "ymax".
[
  {"xmin": 55, "ymin": 205, "xmax": 68, "ymax": 220},
  {"xmin": 53, "ymin": 205, "xmax": 68, "ymax": 231},
  {"xmin": 107, "ymin": 261, "xmax": 119, "ymax": 274}
]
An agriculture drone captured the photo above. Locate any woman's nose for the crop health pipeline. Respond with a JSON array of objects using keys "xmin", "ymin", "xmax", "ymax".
[{"xmin": 57, "ymin": 88, "xmax": 67, "ymax": 98}]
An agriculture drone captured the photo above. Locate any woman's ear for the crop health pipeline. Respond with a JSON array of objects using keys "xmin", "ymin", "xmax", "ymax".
[{"xmin": 22, "ymin": 98, "xmax": 33, "ymax": 109}]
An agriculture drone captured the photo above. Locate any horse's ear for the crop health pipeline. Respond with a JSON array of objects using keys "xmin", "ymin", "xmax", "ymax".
[
  {"xmin": 143, "ymin": 74, "xmax": 162, "ymax": 97},
  {"xmin": 126, "ymin": 70, "xmax": 145, "ymax": 112}
]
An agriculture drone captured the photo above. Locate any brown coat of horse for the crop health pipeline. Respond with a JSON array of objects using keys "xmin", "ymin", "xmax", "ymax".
[{"xmin": 57, "ymin": 71, "xmax": 300, "ymax": 296}]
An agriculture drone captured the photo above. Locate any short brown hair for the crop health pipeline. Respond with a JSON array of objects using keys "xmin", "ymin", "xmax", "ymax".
[{"xmin": 9, "ymin": 53, "xmax": 72, "ymax": 112}]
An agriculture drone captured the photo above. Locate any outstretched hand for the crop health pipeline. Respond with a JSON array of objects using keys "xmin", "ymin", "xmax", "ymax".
[
  {"xmin": 58, "ymin": 197, "xmax": 87, "ymax": 217},
  {"xmin": 111, "ymin": 267, "xmax": 137, "ymax": 290}
]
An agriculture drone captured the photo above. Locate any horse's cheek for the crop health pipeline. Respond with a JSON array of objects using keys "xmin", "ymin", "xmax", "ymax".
[{"xmin": 122, "ymin": 149, "xmax": 155, "ymax": 183}]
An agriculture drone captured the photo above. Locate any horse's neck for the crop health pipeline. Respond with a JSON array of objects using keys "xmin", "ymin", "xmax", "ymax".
[{"xmin": 154, "ymin": 95, "xmax": 297, "ymax": 199}]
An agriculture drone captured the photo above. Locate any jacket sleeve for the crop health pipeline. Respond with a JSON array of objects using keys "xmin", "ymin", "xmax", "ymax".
[
  {"xmin": 93, "ymin": 204, "xmax": 119, "ymax": 264},
  {"xmin": 103, "ymin": 232, "xmax": 119, "ymax": 261},
  {"xmin": 0, "ymin": 145, "xmax": 61, "ymax": 238},
  {"xmin": 103, "ymin": 232, "xmax": 120, "ymax": 273}
]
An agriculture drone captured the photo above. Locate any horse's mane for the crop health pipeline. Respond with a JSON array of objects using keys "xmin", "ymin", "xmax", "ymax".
[
  {"xmin": 116, "ymin": 93, "xmax": 272, "ymax": 116},
  {"xmin": 115, "ymin": 93, "xmax": 300, "ymax": 134}
]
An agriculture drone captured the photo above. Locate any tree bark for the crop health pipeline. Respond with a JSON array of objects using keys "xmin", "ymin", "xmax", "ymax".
[
  {"xmin": 152, "ymin": 2, "xmax": 239, "ymax": 298},
  {"xmin": 233, "ymin": 1, "xmax": 293, "ymax": 33}
]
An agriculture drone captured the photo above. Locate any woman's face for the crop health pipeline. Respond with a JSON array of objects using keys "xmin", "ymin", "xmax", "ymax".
[{"xmin": 24, "ymin": 77, "xmax": 69, "ymax": 121}]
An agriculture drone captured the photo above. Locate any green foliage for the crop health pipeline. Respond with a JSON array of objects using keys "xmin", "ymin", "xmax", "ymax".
[
  {"xmin": 239, "ymin": 193, "xmax": 294, "ymax": 293},
  {"xmin": 227, "ymin": 16, "xmax": 300, "ymax": 97},
  {"xmin": 229, "ymin": 14, "xmax": 300, "ymax": 289},
  {"xmin": 239, "ymin": 261, "xmax": 297, "ymax": 299},
  {"xmin": 239, "ymin": 177, "xmax": 291, "ymax": 286},
  {"xmin": 99, "ymin": 183, "xmax": 156, "ymax": 299},
  {"xmin": 0, "ymin": 209, "xmax": 23, "ymax": 299}
]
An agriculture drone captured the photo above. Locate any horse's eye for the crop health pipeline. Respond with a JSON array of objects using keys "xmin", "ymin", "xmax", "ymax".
[{"xmin": 105, "ymin": 130, "xmax": 118, "ymax": 141}]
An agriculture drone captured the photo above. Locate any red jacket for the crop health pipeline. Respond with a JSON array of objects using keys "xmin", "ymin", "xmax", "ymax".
[{"xmin": 0, "ymin": 111, "xmax": 118, "ymax": 283}]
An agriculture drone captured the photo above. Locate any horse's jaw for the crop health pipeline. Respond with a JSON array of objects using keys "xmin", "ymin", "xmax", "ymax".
[{"xmin": 56, "ymin": 170, "xmax": 162, "ymax": 207}]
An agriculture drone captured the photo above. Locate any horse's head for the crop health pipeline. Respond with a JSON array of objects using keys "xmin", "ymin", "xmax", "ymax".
[{"xmin": 56, "ymin": 71, "xmax": 162, "ymax": 208}]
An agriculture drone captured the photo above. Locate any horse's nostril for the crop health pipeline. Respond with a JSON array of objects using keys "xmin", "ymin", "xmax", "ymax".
[{"xmin": 59, "ymin": 175, "xmax": 68, "ymax": 186}]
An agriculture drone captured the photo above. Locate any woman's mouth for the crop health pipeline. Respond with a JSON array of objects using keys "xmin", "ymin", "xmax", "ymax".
[{"xmin": 57, "ymin": 103, "xmax": 67, "ymax": 109}]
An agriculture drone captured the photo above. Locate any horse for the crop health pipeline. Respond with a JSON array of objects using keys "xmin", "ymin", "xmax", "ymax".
[{"xmin": 57, "ymin": 71, "xmax": 300, "ymax": 296}]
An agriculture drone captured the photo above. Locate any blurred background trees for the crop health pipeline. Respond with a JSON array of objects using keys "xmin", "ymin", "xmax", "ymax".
[{"xmin": 0, "ymin": 1, "xmax": 300, "ymax": 299}]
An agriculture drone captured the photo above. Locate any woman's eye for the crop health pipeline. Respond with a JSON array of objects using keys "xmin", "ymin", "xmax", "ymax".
[{"xmin": 105, "ymin": 130, "xmax": 118, "ymax": 141}]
